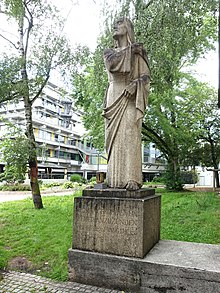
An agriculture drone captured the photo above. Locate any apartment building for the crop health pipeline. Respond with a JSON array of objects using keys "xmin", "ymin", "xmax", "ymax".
[
  {"xmin": 0, "ymin": 82, "xmax": 105, "ymax": 180},
  {"xmin": 0, "ymin": 81, "xmax": 166, "ymax": 181}
]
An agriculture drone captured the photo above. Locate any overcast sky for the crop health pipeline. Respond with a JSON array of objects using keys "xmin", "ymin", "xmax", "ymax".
[
  {"xmin": 0, "ymin": 0, "xmax": 218, "ymax": 89},
  {"xmin": 57, "ymin": 0, "xmax": 218, "ymax": 89}
]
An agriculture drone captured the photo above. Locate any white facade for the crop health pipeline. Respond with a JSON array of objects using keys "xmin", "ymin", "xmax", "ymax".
[
  {"xmin": 0, "ymin": 82, "xmax": 167, "ymax": 181},
  {"xmin": 0, "ymin": 82, "xmax": 103, "ymax": 179},
  {"xmin": 196, "ymin": 167, "xmax": 215, "ymax": 187}
]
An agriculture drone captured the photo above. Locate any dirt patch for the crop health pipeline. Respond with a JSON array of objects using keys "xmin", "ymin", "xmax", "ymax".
[
  {"xmin": 4, "ymin": 246, "xmax": 12, "ymax": 251},
  {"xmin": 8, "ymin": 256, "xmax": 34, "ymax": 271}
]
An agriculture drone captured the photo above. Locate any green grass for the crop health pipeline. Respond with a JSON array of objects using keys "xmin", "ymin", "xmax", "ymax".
[
  {"xmin": 0, "ymin": 192, "xmax": 81, "ymax": 281},
  {"xmin": 161, "ymin": 191, "xmax": 220, "ymax": 243},
  {"xmin": 0, "ymin": 190, "xmax": 219, "ymax": 281}
]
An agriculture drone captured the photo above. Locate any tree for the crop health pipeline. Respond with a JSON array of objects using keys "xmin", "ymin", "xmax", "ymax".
[
  {"xmin": 198, "ymin": 98, "xmax": 220, "ymax": 187},
  {"xmin": 71, "ymin": 39, "xmax": 111, "ymax": 151},
  {"xmin": 0, "ymin": 121, "xmax": 29, "ymax": 183},
  {"xmin": 132, "ymin": 0, "xmax": 218, "ymax": 189},
  {"xmin": 71, "ymin": 0, "xmax": 218, "ymax": 190},
  {"xmin": 0, "ymin": 0, "xmax": 72, "ymax": 208}
]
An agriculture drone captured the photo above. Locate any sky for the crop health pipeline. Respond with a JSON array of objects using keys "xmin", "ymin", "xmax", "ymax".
[
  {"xmin": 53, "ymin": 0, "xmax": 106, "ymax": 51},
  {"xmin": 0, "ymin": 0, "xmax": 218, "ymax": 89},
  {"xmin": 56, "ymin": 0, "xmax": 218, "ymax": 89}
]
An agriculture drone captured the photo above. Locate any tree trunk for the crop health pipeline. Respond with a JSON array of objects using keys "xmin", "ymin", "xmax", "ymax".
[
  {"xmin": 214, "ymin": 170, "xmax": 220, "ymax": 188},
  {"xmin": 165, "ymin": 157, "xmax": 183, "ymax": 191},
  {"xmin": 18, "ymin": 10, "xmax": 43, "ymax": 209},
  {"xmin": 24, "ymin": 97, "xmax": 43, "ymax": 209},
  {"xmin": 209, "ymin": 136, "xmax": 220, "ymax": 188}
]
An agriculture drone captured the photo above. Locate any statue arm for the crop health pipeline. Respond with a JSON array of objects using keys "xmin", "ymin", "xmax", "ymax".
[
  {"xmin": 123, "ymin": 74, "xmax": 150, "ymax": 99},
  {"xmin": 103, "ymin": 48, "xmax": 128, "ymax": 72}
]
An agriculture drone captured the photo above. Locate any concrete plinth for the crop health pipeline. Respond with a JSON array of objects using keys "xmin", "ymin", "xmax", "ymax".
[
  {"xmin": 68, "ymin": 240, "xmax": 220, "ymax": 293},
  {"xmin": 83, "ymin": 188, "xmax": 155, "ymax": 198},
  {"xmin": 72, "ymin": 189, "xmax": 161, "ymax": 258}
]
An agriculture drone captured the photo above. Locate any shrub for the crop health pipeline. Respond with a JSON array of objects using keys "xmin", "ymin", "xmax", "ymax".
[
  {"xmin": 0, "ymin": 184, "xmax": 31, "ymax": 191},
  {"xmin": 89, "ymin": 176, "xmax": 97, "ymax": 183},
  {"xmin": 62, "ymin": 181, "xmax": 75, "ymax": 189},
  {"xmin": 70, "ymin": 174, "xmax": 87, "ymax": 184},
  {"xmin": 43, "ymin": 182, "xmax": 62, "ymax": 188},
  {"xmin": 152, "ymin": 176, "xmax": 165, "ymax": 183},
  {"xmin": 70, "ymin": 174, "xmax": 83, "ymax": 183}
]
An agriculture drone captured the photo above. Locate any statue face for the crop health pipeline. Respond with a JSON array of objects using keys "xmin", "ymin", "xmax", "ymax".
[{"xmin": 113, "ymin": 19, "xmax": 127, "ymax": 40}]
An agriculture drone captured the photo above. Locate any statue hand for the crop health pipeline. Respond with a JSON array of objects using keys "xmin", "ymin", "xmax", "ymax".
[
  {"xmin": 123, "ymin": 81, "xmax": 136, "ymax": 98},
  {"xmin": 131, "ymin": 43, "xmax": 143, "ymax": 54}
]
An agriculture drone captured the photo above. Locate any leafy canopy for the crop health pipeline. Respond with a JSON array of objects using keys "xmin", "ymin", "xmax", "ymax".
[{"xmin": 0, "ymin": 120, "xmax": 29, "ymax": 183}]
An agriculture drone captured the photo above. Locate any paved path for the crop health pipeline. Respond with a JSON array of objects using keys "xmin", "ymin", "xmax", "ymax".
[
  {"xmin": 0, "ymin": 271, "xmax": 122, "ymax": 293},
  {"xmin": 0, "ymin": 189, "xmax": 76, "ymax": 203}
]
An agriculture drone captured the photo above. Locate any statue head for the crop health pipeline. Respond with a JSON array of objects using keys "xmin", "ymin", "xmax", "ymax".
[{"xmin": 113, "ymin": 17, "xmax": 135, "ymax": 47}]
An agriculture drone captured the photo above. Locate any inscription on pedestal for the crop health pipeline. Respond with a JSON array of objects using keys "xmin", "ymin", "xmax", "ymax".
[{"xmin": 72, "ymin": 194, "xmax": 160, "ymax": 258}]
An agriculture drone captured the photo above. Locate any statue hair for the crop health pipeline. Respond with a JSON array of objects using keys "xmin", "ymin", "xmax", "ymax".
[{"xmin": 114, "ymin": 17, "xmax": 135, "ymax": 48}]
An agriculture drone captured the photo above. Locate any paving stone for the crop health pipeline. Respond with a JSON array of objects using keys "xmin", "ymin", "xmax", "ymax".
[{"xmin": 0, "ymin": 271, "xmax": 123, "ymax": 293}]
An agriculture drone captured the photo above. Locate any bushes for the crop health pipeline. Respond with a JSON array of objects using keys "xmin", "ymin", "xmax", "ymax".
[
  {"xmin": 0, "ymin": 184, "xmax": 31, "ymax": 191},
  {"xmin": 152, "ymin": 176, "xmax": 165, "ymax": 183},
  {"xmin": 70, "ymin": 174, "xmax": 87, "ymax": 184},
  {"xmin": 62, "ymin": 181, "xmax": 76, "ymax": 189},
  {"xmin": 42, "ymin": 182, "xmax": 62, "ymax": 188}
]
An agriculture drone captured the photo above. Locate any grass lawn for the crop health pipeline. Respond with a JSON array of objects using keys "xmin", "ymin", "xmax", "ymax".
[{"xmin": 0, "ymin": 189, "xmax": 219, "ymax": 281}]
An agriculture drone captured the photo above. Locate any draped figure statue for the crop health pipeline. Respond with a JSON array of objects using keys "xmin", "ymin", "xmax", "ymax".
[{"xmin": 103, "ymin": 17, "xmax": 150, "ymax": 191}]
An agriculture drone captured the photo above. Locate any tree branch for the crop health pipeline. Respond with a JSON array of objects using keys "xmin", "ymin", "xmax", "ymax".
[
  {"xmin": 23, "ymin": 1, "xmax": 33, "ymax": 56},
  {"xmin": 0, "ymin": 34, "xmax": 19, "ymax": 49},
  {"xmin": 142, "ymin": 122, "xmax": 173, "ymax": 159},
  {"xmin": 144, "ymin": 0, "xmax": 154, "ymax": 10},
  {"xmin": 30, "ymin": 70, "xmax": 50, "ymax": 104},
  {"xmin": 0, "ymin": 92, "xmax": 20, "ymax": 104}
]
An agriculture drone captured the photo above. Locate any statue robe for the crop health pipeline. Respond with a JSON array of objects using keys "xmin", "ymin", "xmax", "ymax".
[{"xmin": 103, "ymin": 45, "xmax": 150, "ymax": 189}]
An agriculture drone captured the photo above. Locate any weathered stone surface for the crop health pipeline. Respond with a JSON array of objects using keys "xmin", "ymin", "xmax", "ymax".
[
  {"xmin": 83, "ymin": 188, "xmax": 155, "ymax": 198},
  {"xmin": 93, "ymin": 183, "xmax": 108, "ymax": 190},
  {"xmin": 68, "ymin": 240, "xmax": 220, "ymax": 293},
  {"xmin": 103, "ymin": 17, "xmax": 151, "ymax": 190},
  {"xmin": 72, "ymin": 194, "xmax": 161, "ymax": 258}
]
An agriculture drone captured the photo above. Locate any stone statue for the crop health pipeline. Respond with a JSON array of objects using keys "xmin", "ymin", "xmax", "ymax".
[{"xmin": 103, "ymin": 17, "xmax": 150, "ymax": 191}]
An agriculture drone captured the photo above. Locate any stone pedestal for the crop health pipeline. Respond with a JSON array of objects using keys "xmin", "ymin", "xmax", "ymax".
[
  {"xmin": 69, "ymin": 188, "xmax": 161, "ymax": 287},
  {"xmin": 69, "ymin": 188, "xmax": 161, "ymax": 289},
  {"xmin": 73, "ymin": 189, "xmax": 160, "ymax": 258}
]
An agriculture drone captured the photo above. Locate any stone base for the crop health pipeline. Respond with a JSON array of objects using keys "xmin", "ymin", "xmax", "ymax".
[
  {"xmin": 72, "ymin": 191, "xmax": 161, "ymax": 258},
  {"xmin": 68, "ymin": 240, "xmax": 220, "ymax": 293},
  {"xmin": 83, "ymin": 187, "xmax": 155, "ymax": 198}
]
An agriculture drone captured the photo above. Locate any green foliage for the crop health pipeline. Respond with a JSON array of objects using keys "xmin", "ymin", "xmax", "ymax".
[
  {"xmin": 180, "ymin": 170, "xmax": 198, "ymax": 184},
  {"xmin": 70, "ymin": 174, "xmax": 85, "ymax": 183},
  {"xmin": 71, "ymin": 38, "xmax": 111, "ymax": 150},
  {"xmin": 0, "ymin": 123, "xmax": 29, "ymax": 184},
  {"xmin": 89, "ymin": 176, "xmax": 97, "ymax": 182},
  {"xmin": 62, "ymin": 181, "xmax": 75, "ymax": 189},
  {"xmin": 152, "ymin": 176, "xmax": 165, "ymax": 183},
  {"xmin": 0, "ymin": 56, "xmax": 22, "ymax": 103},
  {"xmin": 0, "ymin": 183, "xmax": 31, "ymax": 191},
  {"xmin": 164, "ymin": 161, "xmax": 184, "ymax": 191},
  {"xmin": 70, "ymin": 0, "xmax": 218, "ymax": 189},
  {"xmin": 164, "ymin": 169, "xmax": 184, "ymax": 191},
  {"xmin": 42, "ymin": 182, "xmax": 62, "ymax": 188},
  {"xmin": 0, "ymin": 0, "xmax": 74, "ymax": 208}
]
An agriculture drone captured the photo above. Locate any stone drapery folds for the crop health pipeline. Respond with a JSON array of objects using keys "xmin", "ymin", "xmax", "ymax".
[{"xmin": 103, "ymin": 18, "xmax": 150, "ymax": 190}]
